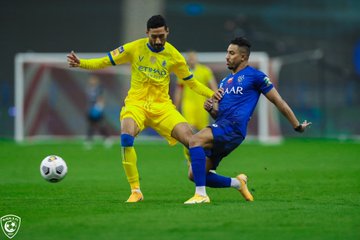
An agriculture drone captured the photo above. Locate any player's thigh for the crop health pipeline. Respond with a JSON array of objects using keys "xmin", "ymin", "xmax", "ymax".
[
  {"xmin": 150, "ymin": 108, "xmax": 188, "ymax": 146},
  {"xmin": 189, "ymin": 127, "xmax": 214, "ymax": 148},
  {"xmin": 171, "ymin": 122, "xmax": 193, "ymax": 147},
  {"xmin": 207, "ymin": 121, "xmax": 244, "ymax": 169},
  {"xmin": 120, "ymin": 105, "xmax": 145, "ymax": 136},
  {"xmin": 121, "ymin": 118, "xmax": 140, "ymax": 136}
]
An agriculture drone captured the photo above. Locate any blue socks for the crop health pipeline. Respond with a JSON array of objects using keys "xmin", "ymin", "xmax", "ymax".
[
  {"xmin": 190, "ymin": 146, "xmax": 232, "ymax": 188},
  {"xmin": 206, "ymin": 172, "xmax": 231, "ymax": 188},
  {"xmin": 189, "ymin": 146, "xmax": 206, "ymax": 187}
]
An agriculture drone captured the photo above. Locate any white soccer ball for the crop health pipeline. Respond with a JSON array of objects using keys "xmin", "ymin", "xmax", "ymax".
[{"xmin": 40, "ymin": 155, "xmax": 68, "ymax": 182}]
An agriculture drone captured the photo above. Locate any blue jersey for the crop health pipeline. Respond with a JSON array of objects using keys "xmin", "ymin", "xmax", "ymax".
[{"xmin": 217, "ymin": 65, "xmax": 273, "ymax": 137}]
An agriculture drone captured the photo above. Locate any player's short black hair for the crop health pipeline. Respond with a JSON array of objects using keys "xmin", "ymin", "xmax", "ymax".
[
  {"xmin": 147, "ymin": 15, "xmax": 167, "ymax": 30},
  {"xmin": 230, "ymin": 37, "xmax": 251, "ymax": 57}
]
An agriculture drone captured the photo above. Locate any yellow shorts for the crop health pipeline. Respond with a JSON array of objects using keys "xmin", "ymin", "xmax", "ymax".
[
  {"xmin": 182, "ymin": 102, "xmax": 209, "ymax": 130},
  {"xmin": 120, "ymin": 102, "xmax": 187, "ymax": 145}
]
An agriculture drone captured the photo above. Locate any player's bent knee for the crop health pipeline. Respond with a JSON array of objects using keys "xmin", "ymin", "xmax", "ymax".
[
  {"xmin": 188, "ymin": 135, "xmax": 203, "ymax": 148},
  {"xmin": 121, "ymin": 134, "xmax": 134, "ymax": 147}
]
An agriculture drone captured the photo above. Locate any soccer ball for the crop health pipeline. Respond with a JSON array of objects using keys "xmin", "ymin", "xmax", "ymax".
[{"xmin": 40, "ymin": 155, "xmax": 68, "ymax": 182}]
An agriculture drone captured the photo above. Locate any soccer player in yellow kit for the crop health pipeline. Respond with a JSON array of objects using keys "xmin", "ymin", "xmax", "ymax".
[
  {"xmin": 174, "ymin": 51, "xmax": 218, "ymax": 131},
  {"xmin": 67, "ymin": 15, "xmax": 222, "ymax": 203},
  {"xmin": 174, "ymin": 51, "xmax": 218, "ymax": 166}
]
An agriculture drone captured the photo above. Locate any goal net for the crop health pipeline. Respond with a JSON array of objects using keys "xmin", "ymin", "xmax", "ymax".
[{"xmin": 15, "ymin": 52, "xmax": 282, "ymax": 143}]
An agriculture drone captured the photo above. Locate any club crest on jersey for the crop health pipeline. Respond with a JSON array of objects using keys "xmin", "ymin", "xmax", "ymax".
[
  {"xmin": 237, "ymin": 75, "xmax": 245, "ymax": 83},
  {"xmin": 227, "ymin": 77, "xmax": 233, "ymax": 84},
  {"xmin": 150, "ymin": 56, "xmax": 157, "ymax": 64},
  {"xmin": 162, "ymin": 60, "xmax": 166, "ymax": 67}
]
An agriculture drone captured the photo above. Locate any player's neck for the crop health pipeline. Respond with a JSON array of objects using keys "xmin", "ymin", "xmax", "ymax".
[{"xmin": 232, "ymin": 62, "xmax": 248, "ymax": 74}]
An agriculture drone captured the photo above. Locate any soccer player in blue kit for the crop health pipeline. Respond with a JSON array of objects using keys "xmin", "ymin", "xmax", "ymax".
[{"xmin": 184, "ymin": 37, "xmax": 312, "ymax": 204}]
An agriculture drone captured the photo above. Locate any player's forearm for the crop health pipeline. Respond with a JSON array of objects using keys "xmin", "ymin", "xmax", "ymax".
[
  {"xmin": 266, "ymin": 88, "xmax": 299, "ymax": 128},
  {"xmin": 276, "ymin": 100, "xmax": 300, "ymax": 128},
  {"xmin": 209, "ymin": 109, "xmax": 218, "ymax": 119},
  {"xmin": 79, "ymin": 56, "xmax": 112, "ymax": 70},
  {"xmin": 183, "ymin": 78, "xmax": 214, "ymax": 98},
  {"xmin": 204, "ymin": 98, "xmax": 218, "ymax": 119}
]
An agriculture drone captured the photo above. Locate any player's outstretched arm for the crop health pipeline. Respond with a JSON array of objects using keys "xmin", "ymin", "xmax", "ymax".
[
  {"xmin": 265, "ymin": 88, "xmax": 312, "ymax": 133},
  {"xmin": 67, "ymin": 51, "xmax": 112, "ymax": 70},
  {"xmin": 183, "ymin": 78, "xmax": 217, "ymax": 99}
]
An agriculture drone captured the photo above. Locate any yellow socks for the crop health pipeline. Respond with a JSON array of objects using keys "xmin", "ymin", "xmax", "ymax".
[{"xmin": 122, "ymin": 146, "xmax": 140, "ymax": 190}]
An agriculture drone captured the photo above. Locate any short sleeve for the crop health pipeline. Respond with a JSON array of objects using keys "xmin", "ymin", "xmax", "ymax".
[
  {"xmin": 256, "ymin": 71, "xmax": 273, "ymax": 94},
  {"xmin": 108, "ymin": 41, "xmax": 134, "ymax": 65},
  {"xmin": 171, "ymin": 51, "xmax": 193, "ymax": 80}
]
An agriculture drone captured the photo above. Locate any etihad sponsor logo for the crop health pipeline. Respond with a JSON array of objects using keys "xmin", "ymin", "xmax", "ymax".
[{"xmin": 138, "ymin": 66, "xmax": 167, "ymax": 76}]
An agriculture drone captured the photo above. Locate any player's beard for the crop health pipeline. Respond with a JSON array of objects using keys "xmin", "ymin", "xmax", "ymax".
[
  {"xmin": 151, "ymin": 43, "xmax": 164, "ymax": 51},
  {"xmin": 227, "ymin": 62, "xmax": 240, "ymax": 72}
]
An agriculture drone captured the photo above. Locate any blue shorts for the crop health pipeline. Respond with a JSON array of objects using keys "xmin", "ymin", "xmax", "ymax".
[{"xmin": 205, "ymin": 119, "xmax": 245, "ymax": 170}]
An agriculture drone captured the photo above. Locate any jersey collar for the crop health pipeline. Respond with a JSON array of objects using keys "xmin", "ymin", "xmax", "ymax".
[
  {"xmin": 147, "ymin": 43, "xmax": 165, "ymax": 53},
  {"xmin": 232, "ymin": 65, "xmax": 249, "ymax": 76}
]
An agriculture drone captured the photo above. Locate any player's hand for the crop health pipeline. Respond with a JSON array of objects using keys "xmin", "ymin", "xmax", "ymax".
[
  {"xmin": 295, "ymin": 120, "xmax": 312, "ymax": 133},
  {"xmin": 212, "ymin": 88, "xmax": 224, "ymax": 101},
  {"xmin": 67, "ymin": 51, "xmax": 80, "ymax": 68},
  {"xmin": 204, "ymin": 98, "xmax": 213, "ymax": 112}
]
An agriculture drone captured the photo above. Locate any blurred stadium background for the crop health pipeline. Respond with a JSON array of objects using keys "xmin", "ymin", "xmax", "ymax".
[
  {"xmin": 1, "ymin": 2, "xmax": 360, "ymax": 239},
  {"xmin": 1, "ymin": 0, "xmax": 360, "ymax": 140}
]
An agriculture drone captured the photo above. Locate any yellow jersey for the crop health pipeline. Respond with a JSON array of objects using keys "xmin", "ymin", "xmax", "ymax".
[
  {"xmin": 108, "ymin": 38, "xmax": 192, "ymax": 108},
  {"xmin": 79, "ymin": 38, "xmax": 214, "ymax": 115}
]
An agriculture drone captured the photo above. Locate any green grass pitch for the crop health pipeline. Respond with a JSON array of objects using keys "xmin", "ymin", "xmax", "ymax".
[{"xmin": 0, "ymin": 138, "xmax": 359, "ymax": 240}]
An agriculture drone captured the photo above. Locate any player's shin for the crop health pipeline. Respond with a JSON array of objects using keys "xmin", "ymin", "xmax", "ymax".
[
  {"xmin": 189, "ymin": 146, "xmax": 207, "ymax": 196},
  {"xmin": 122, "ymin": 147, "xmax": 139, "ymax": 189},
  {"xmin": 121, "ymin": 134, "xmax": 139, "ymax": 190}
]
